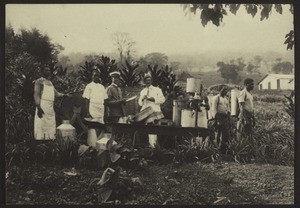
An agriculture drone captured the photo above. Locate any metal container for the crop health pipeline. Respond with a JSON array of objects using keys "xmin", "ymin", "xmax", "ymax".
[
  {"xmin": 172, "ymin": 100, "xmax": 184, "ymax": 126},
  {"xmin": 87, "ymin": 128, "xmax": 97, "ymax": 147},
  {"xmin": 186, "ymin": 78, "xmax": 202, "ymax": 93},
  {"xmin": 57, "ymin": 120, "xmax": 76, "ymax": 140},
  {"xmin": 181, "ymin": 108, "xmax": 207, "ymax": 128},
  {"xmin": 231, "ymin": 89, "xmax": 240, "ymax": 116}
]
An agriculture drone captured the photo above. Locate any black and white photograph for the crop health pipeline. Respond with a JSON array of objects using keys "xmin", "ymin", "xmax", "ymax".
[{"xmin": 4, "ymin": 3, "xmax": 295, "ymax": 205}]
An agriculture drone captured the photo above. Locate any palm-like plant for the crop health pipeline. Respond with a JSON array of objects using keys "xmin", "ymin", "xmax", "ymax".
[
  {"xmin": 78, "ymin": 61, "xmax": 95, "ymax": 84},
  {"xmin": 120, "ymin": 60, "xmax": 141, "ymax": 87},
  {"xmin": 97, "ymin": 56, "xmax": 119, "ymax": 87},
  {"xmin": 146, "ymin": 64, "xmax": 164, "ymax": 88}
]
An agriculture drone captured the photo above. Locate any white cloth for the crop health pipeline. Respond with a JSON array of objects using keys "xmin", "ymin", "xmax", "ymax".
[
  {"xmin": 211, "ymin": 95, "xmax": 230, "ymax": 117},
  {"xmin": 238, "ymin": 89, "xmax": 254, "ymax": 112},
  {"xmin": 138, "ymin": 85, "xmax": 165, "ymax": 112},
  {"xmin": 34, "ymin": 84, "xmax": 56, "ymax": 140},
  {"xmin": 83, "ymin": 82, "xmax": 108, "ymax": 124}
]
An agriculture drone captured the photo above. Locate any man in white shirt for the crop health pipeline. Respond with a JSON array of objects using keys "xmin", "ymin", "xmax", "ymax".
[
  {"xmin": 211, "ymin": 87, "xmax": 230, "ymax": 154},
  {"xmin": 138, "ymin": 73, "xmax": 165, "ymax": 147},
  {"xmin": 82, "ymin": 70, "xmax": 108, "ymax": 137},
  {"xmin": 237, "ymin": 78, "xmax": 255, "ymax": 140}
]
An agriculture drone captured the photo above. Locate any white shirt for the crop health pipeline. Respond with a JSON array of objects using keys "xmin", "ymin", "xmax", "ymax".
[
  {"xmin": 211, "ymin": 95, "xmax": 230, "ymax": 117},
  {"xmin": 138, "ymin": 85, "xmax": 165, "ymax": 112},
  {"xmin": 238, "ymin": 89, "xmax": 254, "ymax": 112},
  {"xmin": 82, "ymin": 82, "xmax": 108, "ymax": 104}
]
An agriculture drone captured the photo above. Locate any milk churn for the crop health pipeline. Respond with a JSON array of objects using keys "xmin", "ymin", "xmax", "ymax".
[
  {"xmin": 57, "ymin": 120, "xmax": 76, "ymax": 140},
  {"xmin": 186, "ymin": 78, "xmax": 202, "ymax": 93},
  {"xmin": 231, "ymin": 89, "xmax": 240, "ymax": 116},
  {"xmin": 172, "ymin": 100, "xmax": 184, "ymax": 126}
]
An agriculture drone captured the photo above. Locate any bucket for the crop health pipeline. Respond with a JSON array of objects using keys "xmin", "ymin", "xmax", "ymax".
[
  {"xmin": 96, "ymin": 134, "xmax": 117, "ymax": 151},
  {"xmin": 181, "ymin": 109, "xmax": 208, "ymax": 128},
  {"xmin": 231, "ymin": 89, "xmax": 240, "ymax": 116},
  {"xmin": 207, "ymin": 95, "xmax": 214, "ymax": 119},
  {"xmin": 198, "ymin": 107, "xmax": 208, "ymax": 128},
  {"xmin": 57, "ymin": 120, "xmax": 76, "ymax": 140},
  {"xmin": 87, "ymin": 129, "xmax": 97, "ymax": 147},
  {"xmin": 186, "ymin": 78, "xmax": 202, "ymax": 93}
]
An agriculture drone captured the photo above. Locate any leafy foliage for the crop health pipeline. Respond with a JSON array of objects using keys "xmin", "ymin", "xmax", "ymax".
[
  {"xmin": 216, "ymin": 58, "xmax": 245, "ymax": 84},
  {"xmin": 120, "ymin": 60, "xmax": 142, "ymax": 87},
  {"xmin": 283, "ymin": 90, "xmax": 294, "ymax": 119},
  {"xmin": 271, "ymin": 60, "xmax": 293, "ymax": 74},
  {"xmin": 182, "ymin": 4, "xmax": 294, "ymax": 50},
  {"xmin": 97, "ymin": 56, "xmax": 119, "ymax": 87},
  {"xmin": 5, "ymin": 26, "xmax": 66, "ymax": 144}
]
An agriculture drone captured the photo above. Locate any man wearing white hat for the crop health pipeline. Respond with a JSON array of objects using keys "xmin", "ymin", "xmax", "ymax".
[
  {"xmin": 105, "ymin": 71, "xmax": 127, "ymax": 123},
  {"xmin": 138, "ymin": 72, "xmax": 165, "ymax": 147}
]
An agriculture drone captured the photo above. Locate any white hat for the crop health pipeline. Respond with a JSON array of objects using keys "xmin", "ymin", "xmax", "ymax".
[{"xmin": 109, "ymin": 71, "xmax": 121, "ymax": 77}]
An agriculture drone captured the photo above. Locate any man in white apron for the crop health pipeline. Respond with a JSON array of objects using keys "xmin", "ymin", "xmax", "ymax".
[
  {"xmin": 138, "ymin": 72, "xmax": 165, "ymax": 147},
  {"xmin": 82, "ymin": 70, "xmax": 108, "ymax": 140},
  {"xmin": 34, "ymin": 71, "xmax": 67, "ymax": 140}
]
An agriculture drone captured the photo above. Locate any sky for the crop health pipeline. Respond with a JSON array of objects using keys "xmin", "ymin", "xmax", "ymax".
[{"xmin": 5, "ymin": 4, "xmax": 294, "ymax": 57}]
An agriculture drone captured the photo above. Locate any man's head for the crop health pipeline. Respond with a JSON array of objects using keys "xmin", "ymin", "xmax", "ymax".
[
  {"xmin": 244, "ymin": 78, "xmax": 254, "ymax": 91},
  {"xmin": 220, "ymin": 87, "xmax": 229, "ymax": 97},
  {"xmin": 109, "ymin": 71, "xmax": 121, "ymax": 86},
  {"xmin": 144, "ymin": 73, "xmax": 152, "ymax": 87},
  {"xmin": 92, "ymin": 70, "xmax": 101, "ymax": 83},
  {"xmin": 42, "ymin": 68, "xmax": 54, "ymax": 80}
]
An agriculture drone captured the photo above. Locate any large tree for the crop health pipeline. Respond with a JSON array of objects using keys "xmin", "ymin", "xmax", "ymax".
[
  {"xmin": 112, "ymin": 32, "xmax": 136, "ymax": 64},
  {"xmin": 217, "ymin": 58, "xmax": 245, "ymax": 84},
  {"xmin": 182, "ymin": 4, "xmax": 294, "ymax": 50},
  {"xmin": 271, "ymin": 60, "xmax": 293, "ymax": 74}
]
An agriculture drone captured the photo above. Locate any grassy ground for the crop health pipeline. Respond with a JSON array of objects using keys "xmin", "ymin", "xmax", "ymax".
[{"xmin": 6, "ymin": 161, "xmax": 294, "ymax": 205}]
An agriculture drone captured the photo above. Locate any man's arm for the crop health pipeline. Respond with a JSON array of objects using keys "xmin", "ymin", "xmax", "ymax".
[{"xmin": 105, "ymin": 87, "xmax": 126, "ymax": 106}]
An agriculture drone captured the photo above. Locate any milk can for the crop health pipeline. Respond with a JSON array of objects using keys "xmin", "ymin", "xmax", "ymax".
[
  {"xmin": 231, "ymin": 89, "xmax": 240, "ymax": 116},
  {"xmin": 172, "ymin": 100, "xmax": 184, "ymax": 126},
  {"xmin": 57, "ymin": 120, "xmax": 76, "ymax": 140}
]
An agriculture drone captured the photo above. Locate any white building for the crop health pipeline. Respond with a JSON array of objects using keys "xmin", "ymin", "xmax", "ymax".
[{"xmin": 257, "ymin": 74, "xmax": 294, "ymax": 90}]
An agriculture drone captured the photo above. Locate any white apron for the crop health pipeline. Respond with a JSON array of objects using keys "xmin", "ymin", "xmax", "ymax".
[
  {"xmin": 34, "ymin": 84, "xmax": 56, "ymax": 140},
  {"xmin": 89, "ymin": 102, "xmax": 105, "ymax": 124}
]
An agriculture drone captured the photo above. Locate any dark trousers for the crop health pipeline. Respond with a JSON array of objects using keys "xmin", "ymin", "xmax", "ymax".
[{"xmin": 215, "ymin": 113, "xmax": 230, "ymax": 153}]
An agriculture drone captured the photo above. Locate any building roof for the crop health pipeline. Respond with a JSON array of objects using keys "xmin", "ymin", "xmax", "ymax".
[{"xmin": 257, "ymin": 74, "xmax": 294, "ymax": 85}]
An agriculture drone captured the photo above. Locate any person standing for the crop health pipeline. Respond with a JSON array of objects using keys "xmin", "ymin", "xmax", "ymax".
[
  {"xmin": 211, "ymin": 86, "xmax": 230, "ymax": 154},
  {"xmin": 34, "ymin": 70, "xmax": 67, "ymax": 140},
  {"xmin": 237, "ymin": 78, "xmax": 255, "ymax": 141},
  {"xmin": 82, "ymin": 70, "xmax": 108, "ymax": 137},
  {"xmin": 105, "ymin": 71, "xmax": 127, "ymax": 123},
  {"xmin": 138, "ymin": 73, "xmax": 165, "ymax": 147}
]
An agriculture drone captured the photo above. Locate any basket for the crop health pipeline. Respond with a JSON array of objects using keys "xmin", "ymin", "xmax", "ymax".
[{"xmin": 133, "ymin": 106, "xmax": 155, "ymax": 122}]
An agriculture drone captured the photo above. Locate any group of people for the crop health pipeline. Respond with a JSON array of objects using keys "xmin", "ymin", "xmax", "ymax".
[
  {"xmin": 210, "ymin": 78, "xmax": 255, "ymax": 154},
  {"xmin": 33, "ymin": 67, "xmax": 255, "ymax": 151},
  {"xmin": 33, "ymin": 69, "xmax": 165, "ymax": 147}
]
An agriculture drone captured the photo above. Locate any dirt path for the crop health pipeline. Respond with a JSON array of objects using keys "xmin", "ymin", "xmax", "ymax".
[{"xmin": 5, "ymin": 162, "xmax": 294, "ymax": 205}]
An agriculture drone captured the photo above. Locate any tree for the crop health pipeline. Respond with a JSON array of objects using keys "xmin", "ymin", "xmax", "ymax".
[
  {"xmin": 271, "ymin": 60, "xmax": 293, "ymax": 74},
  {"xmin": 182, "ymin": 4, "xmax": 294, "ymax": 50},
  {"xmin": 139, "ymin": 52, "xmax": 169, "ymax": 70},
  {"xmin": 112, "ymin": 32, "xmax": 136, "ymax": 64},
  {"xmin": 217, "ymin": 58, "xmax": 245, "ymax": 84},
  {"xmin": 246, "ymin": 55, "xmax": 262, "ymax": 74}
]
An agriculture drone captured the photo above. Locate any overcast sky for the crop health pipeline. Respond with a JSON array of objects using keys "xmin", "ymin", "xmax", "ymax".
[{"xmin": 5, "ymin": 4, "xmax": 294, "ymax": 56}]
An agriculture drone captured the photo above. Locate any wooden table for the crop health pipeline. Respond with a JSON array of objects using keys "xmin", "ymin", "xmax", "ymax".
[{"xmin": 108, "ymin": 123, "xmax": 211, "ymax": 147}]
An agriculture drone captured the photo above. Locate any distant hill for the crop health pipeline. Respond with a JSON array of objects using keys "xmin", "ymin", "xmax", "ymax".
[{"xmin": 187, "ymin": 70, "xmax": 266, "ymax": 89}]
